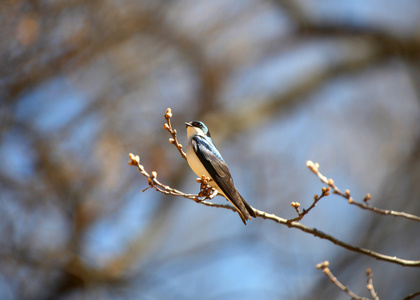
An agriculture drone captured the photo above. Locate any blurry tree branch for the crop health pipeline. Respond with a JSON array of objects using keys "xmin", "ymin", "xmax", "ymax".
[
  {"xmin": 366, "ymin": 268, "xmax": 380, "ymax": 300},
  {"xmin": 129, "ymin": 108, "xmax": 420, "ymax": 268},
  {"xmin": 316, "ymin": 261, "xmax": 420, "ymax": 300},
  {"xmin": 276, "ymin": 0, "xmax": 420, "ymax": 59},
  {"xmin": 402, "ymin": 291, "xmax": 420, "ymax": 300},
  {"xmin": 316, "ymin": 261, "xmax": 371, "ymax": 300}
]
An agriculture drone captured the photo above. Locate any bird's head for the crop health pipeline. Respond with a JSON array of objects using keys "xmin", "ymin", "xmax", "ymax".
[{"xmin": 185, "ymin": 120, "xmax": 211, "ymax": 138}]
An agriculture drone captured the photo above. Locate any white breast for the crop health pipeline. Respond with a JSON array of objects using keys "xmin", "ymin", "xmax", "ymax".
[
  {"xmin": 186, "ymin": 141, "xmax": 211, "ymax": 178},
  {"xmin": 186, "ymin": 139, "xmax": 221, "ymax": 192}
]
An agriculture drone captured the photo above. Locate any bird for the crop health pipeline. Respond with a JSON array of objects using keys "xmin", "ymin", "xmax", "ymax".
[{"xmin": 185, "ymin": 120, "xmax": 256, "ymax": 225}]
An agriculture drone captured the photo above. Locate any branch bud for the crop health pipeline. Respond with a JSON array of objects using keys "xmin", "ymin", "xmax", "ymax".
[
  {"xmin": 163, "ymin": 123, "xmax": 170, "ymax": 130},
  {"xmin": 316, "ymin": 261, "xmax": 329, "ymax": 269},
  {"xmin": 306, "ymin": 160, "xmax": 319, "ymax": 173},
  {"xmin": 363, "ymin": 193, "xmax": 371, "ymax": 202},
  {"xmin": 165, "ymin": 108, "xmax": 172, "ymax": 118},
  {"xmin": 129, "ymin": 153, "xmax": 140, "ymax": 164},
  {"xmin": 169, "ymin": 138, "xmax": 175, "ymax": 144}
]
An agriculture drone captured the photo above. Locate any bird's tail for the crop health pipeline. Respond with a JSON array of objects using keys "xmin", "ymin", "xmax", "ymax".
[{"xmin": 236, "ymin": 193, "xmax": 256, "ymax": 225}]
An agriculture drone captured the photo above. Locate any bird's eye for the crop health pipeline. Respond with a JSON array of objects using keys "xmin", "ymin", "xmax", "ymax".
[{"xmin": 192, "ymin": 121, "xmax": 203, "ymax": 128}]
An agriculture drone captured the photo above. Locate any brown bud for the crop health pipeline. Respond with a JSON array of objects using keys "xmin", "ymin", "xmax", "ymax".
[
  {"xmin": 163, "ymin": 123, "xmax": 170, "ymax": 130},
  {"xmin": 306, "ymin": 160, "xmax": 314, "ymax": 168},
  {"xmin": 327, "ymin": 178, "xmax": 334, "ymax": 186},
  {"xmin": 363, "ymin": 193, "xmax": 371, "ymax": 202},
  {"xmin": 169, "ymin": 138, "xmax": 175, "ymax": 144},
  {"xmin": 314, "ymin": 194, "xmax": 318, "ymax": 200},
  {"xmin": 345, "ymin": 189, "xmax": 350, "ymax": 197},
  {"xmin": 316, "ymin": 261, "xmax": 329, "ymax": 269},
  {"xmin": 165, "ymin": 108, "xmax": 172, "ymax": 118},
  {"xmin": 151, "ymin": 171, "xmax": 157, "ymax": 179}
]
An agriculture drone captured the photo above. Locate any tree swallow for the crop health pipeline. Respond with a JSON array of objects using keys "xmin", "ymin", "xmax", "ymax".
[{"xmin": 185, "ymin": 120, "xmax": 256, "ymax": 225}]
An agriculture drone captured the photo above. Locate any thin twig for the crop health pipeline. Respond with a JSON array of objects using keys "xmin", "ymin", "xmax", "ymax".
[
  {"xmin": 255, "ymin": 207, "xmax": 420, "ymax": 267},
  {"xmin": 316, "ymin": 261, "xmax": 370, "ymax": 300},
  {"xmin": 287, "ymin": 187, "xmax": 330, "ymax": 223},
  {"xmin": 163, "ymin": 108, "xmax": 187, "ymax": 160},
  {"xmin": 402, "ymin": 290, "xmax": 420, "ymax": 300},
  {"xmin": 366, "ymin": 268, "xmax": 379, "ymax": 300},
  {"xmin": 128, "ymin": 153, "xmax": 420, "ymax": 267},
  {"xmin": 306, "ymin": 161, "xmax": 420, "ymax": 222}
]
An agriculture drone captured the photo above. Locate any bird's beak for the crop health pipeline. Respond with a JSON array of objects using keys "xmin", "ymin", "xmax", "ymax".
[{"xmin": 185, "ymin": 122, "xmax": 192, "ymax": 127}]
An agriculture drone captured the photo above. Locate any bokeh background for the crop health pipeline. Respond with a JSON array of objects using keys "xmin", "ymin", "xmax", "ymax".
[{"xmin": 1, "ymin": 1, "xmax": 420, "ymax": 299}]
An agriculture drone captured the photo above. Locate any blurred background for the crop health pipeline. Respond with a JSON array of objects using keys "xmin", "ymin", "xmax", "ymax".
[{"xmin": 1, "ymin": 0, "xmax": 420, "ymax": 299}]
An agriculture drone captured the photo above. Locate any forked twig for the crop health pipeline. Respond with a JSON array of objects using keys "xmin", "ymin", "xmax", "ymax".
[
  {"xmin": 316, "ymin": 261, "xmax": 369, "ymax": 300},
  {"xmin": 287, "ymin": 187, "xmax": 330, "ymax": 223},
  {"xmin": 306, "ymin": 161, "xmax": 420, "ymax": 222}
]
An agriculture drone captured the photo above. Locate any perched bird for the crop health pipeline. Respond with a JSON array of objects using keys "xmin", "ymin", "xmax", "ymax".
[{"xmin": 185, "ymin": 120, "xmax": 256, "ymax": 225}]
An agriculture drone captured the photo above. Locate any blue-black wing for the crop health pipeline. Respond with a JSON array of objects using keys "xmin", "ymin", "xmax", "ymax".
[{"xmin": 192, "ymin": 135, "xmax": 256, "ymax": 224}]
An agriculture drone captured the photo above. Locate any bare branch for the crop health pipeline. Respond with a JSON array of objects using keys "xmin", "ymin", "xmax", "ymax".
[
  {"xmin": 255, "ymin": 206, "xmax": 420, "ymax": 267},
  {"xmin": 316, "ymin": 261, "xmax": 370, "ymax": 300},
  {"xmin": 366, "ymin": 268, "xmax": 379, "ymax": 300},
  {"xmin": 306, "ymin": 161, "xmax": 420, "ymax": 222},
  {"xmin": 163, "ymin": 108, "xmax": 187, "ymax": 160},
  {"xmin": 128, "ymin": 153, "xmax": 420, "ymax": 267},
  {"xmin": 287, "ymin": 187, "xmax": 330, "ymax": 222},
  {"xmin": 402, "ymin": 291, "xmax": 420, "ymax": 300}
]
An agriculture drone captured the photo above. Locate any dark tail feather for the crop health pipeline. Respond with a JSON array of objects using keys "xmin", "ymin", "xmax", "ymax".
[
  {"xmin": 242, "ymin": 196, "xmax": 256, "ymax": 218},
  {"xmin": 236, "ymin": 194, "xmax": 256, "ymax": 225}
]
